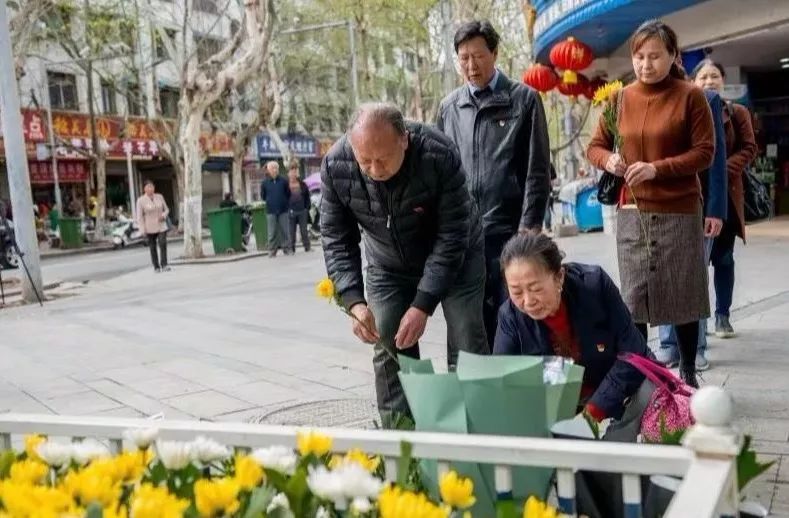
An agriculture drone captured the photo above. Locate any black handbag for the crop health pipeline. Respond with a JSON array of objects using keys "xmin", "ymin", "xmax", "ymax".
[
  {"xmin": 597, "ymin": 89, "xmax": 625, "ymax": 206},
  {"xmin": 743, "ymin": 168, "xmax": 772, "ymax": 223}
]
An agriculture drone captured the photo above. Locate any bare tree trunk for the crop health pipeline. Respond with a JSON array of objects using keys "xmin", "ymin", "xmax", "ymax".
[
  {"xmin": 231, "ymin": 138, "xmax": 246, "ymax": 203},
  {"xmin": 96, "ymin": 152, "xmax": 107, "ymax": 229},
  {"xmin": 180, "ymin": 107, "xmax": 206, "ymax": 258}
]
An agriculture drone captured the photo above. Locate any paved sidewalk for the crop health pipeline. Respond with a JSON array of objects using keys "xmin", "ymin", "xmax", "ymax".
[{"xmin": 0, "ymin": 217, "xmax": 788, "ymax": 512}]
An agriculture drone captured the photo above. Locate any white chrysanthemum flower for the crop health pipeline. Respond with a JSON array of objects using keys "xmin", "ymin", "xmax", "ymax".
[
  {"xmin": 351, "ymin": 497, "xmax": 372, "ymax": 513},
  {"xmin": 307, "ymin": 463, "xmax": 383, "ymax": 509},
  {"xmin": 190, "ymin": 435, "xmax": 231, "ymax": 464},
  {"xmin": 155, "ymin": 440, "xmax": 193, "ymax": 470},
  {"xmin": 315, "ymin": 506, "xmax": 331, "ymax": 518},
  {"xmin": 251, "ymin": 445, "xmax": 298, "ymax": 475},
  {"xmin": 266, "ymin": 493, "xmax": 292, "ymax": 515},
  {"xmin": 36, "ymin": 441, "xmax": 73, "ymax": 467},
  {"xmin": 122, "ymin": 427, "xmax": 159, "ymax": 449},
  {"xmin": 71, "ymin": 439, "xmax": 110, "ymax": 466}
]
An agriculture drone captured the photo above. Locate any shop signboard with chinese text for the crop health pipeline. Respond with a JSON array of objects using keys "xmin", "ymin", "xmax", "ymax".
[
  {"xmin": 257, "ymin": 133, "xmax": 318, "ymax": 158},
  {"xmin": 28, "ymin": 161, "xmax": 89, "ymax": 184}
]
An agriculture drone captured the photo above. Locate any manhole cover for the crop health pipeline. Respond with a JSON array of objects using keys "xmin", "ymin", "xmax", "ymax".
[{"xmin": 247, "ymin": 398, "xmax": 380, "ymax": 429}]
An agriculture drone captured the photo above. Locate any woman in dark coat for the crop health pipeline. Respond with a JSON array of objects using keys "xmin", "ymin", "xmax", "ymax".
[{"xmin": 493, "ymin": 234, "xmax": 652, "ymax": 441}]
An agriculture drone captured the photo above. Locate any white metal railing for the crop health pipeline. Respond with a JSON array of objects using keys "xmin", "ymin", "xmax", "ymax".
[{"xmin": 0, "ymin": 386, "xmax": 741, "ymax": 518}]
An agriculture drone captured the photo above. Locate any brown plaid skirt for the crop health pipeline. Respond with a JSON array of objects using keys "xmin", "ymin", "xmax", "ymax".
[{"xmin": 616, "ymin": 207, "xmax": 709, "ymax": 325}]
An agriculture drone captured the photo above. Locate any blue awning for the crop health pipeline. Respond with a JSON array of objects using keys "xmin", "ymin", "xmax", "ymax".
[{"xmin": 533, "ymin": 0, "xmax": 710, "ymax": 62}]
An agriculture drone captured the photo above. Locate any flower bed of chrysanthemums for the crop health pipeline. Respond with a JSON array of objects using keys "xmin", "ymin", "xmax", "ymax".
[{"xmin": 0, "ymin": 428, "xmax": 562, "ymax": 517}]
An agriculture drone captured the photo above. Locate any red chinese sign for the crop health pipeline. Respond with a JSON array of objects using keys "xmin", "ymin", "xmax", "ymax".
[
  {"xmin": 0, "ymin": 110, "xmax": 47, "ymax": 143},
  {"xmin": 200, "ymin": 131, "xmax": 234, "ymax": 156},
  {"xmin": 28, "ymin": 161, "xmax": 89, "ymax": 185}
]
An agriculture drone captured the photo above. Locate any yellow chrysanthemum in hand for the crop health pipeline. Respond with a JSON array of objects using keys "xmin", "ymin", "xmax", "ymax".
[
  {"xmin": 297, "ymin": 430, "xmax": 333, "ymax": 457},
  {"xmin": 329, "ymin": 448, "xmax": 381, "ymax": 472},
  {"xmin": 592, "ymin": 80, "xmax": 624, "ymax": 106},
  {"xmin": 194, "ymin": 478, "xmax": 241, "ymax": 518},
  {"xmin": 316, "ymin": 278, "xmax": 336, "ymax": 299},
  {"xmin": 234, "ymin": 454, "xmax": 264, "ymax": 491},
  {"xmin": 439, "ymin": 470, "xmax": 476, "ymax": 510},
  {"xmin": 523, "ymin": 495, "xmax": 560, "ymax": 518},
  {"xmin": 24, "ymin": 434, "xmax": 46, "ymax": 461},
  {"xmin": 9, "ymin": 458, "xmax": 48, "ymax": 485},
  {"xmin": 129, "ymin": 483, "xmax": 190, "ymax": 518},
  {"xmin": 378, "ymin": 485, "xmax": 449, "ymax": 518}
]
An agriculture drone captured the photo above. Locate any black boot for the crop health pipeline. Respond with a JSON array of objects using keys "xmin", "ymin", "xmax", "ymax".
[{"xmin": 680, "ymin": 367, "xmax": 699, "ymax": 389}]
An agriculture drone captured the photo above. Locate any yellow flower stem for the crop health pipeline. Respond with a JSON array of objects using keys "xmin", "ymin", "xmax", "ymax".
[{"xmin": 341, "ymin": 308, "xmax": 398, "ymax": 362}]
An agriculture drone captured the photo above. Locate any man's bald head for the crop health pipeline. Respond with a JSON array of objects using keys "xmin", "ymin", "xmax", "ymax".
[{"xmin": 348, "ymin": 103, "xmax": 409, "ymax": 182}]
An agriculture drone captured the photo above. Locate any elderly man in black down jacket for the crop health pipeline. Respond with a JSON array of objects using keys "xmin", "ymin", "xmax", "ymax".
[{"xmin": 320, "ymin": 102, "xmax": 488, "ymax": 427}]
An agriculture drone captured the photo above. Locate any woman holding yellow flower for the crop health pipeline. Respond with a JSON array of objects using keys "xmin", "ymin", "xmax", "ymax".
[{"xmin": 587, "ymin": 19, "xmax": 715, "ymax": 388}]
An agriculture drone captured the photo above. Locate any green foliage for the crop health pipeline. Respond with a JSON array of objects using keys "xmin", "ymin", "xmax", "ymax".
[
  {"xmin": 0, "ymin": 450, "xmax": 17, "ymax": 480},
  {"xmin": 737, "ymin": 435, "xmax": 775, "ymax": 493}
]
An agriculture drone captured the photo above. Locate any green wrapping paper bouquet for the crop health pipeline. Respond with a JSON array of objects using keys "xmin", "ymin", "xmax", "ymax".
[{"xmin": 399, "ymin": 352, "xmax": 584, "ymax": 516}]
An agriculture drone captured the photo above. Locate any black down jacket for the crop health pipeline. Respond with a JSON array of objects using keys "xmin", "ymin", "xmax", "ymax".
[
  {"xmin": 320, "ymin": 122, "xmax": 483, "ymax": 315},
  {"xmin": 436, "ymin": 72, "xmax": 551, "ymax": 235}
]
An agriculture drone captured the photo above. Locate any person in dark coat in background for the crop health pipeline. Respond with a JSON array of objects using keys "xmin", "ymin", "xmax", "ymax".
[
  {"xmin": 436, "ymin": 20, "xmax": 551, "ymax": 349},
  {"xmin": 494, "ymin": 233, "xmax": 653, "ymax": 441},
  {"xmin": 287, "ymin": 164, "xmax": 312, "ymax": 253},
  {"xmin": 260, "ymin": 161, "xmax": 291, "ymax": 257}
]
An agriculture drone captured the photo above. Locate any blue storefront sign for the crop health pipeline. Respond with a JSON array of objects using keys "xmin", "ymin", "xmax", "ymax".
[{"xmin": 257, "ymin": 133, "xmax": 318, "ymax": 158}]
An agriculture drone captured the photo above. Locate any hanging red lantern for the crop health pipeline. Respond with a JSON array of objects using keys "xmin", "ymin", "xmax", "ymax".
[
  {"xmin": 557, "ymin": 73, "xmax": 589, "ymax": 98},
  {"xmin": 522, "ymin": 64, "xmax": 559, "ymax": 93},
  {"xmin": 584, "ymin": 77, "xmax": 607, "ymax": 101},
  {"xmin": 549, "ymin": 36, "xmax": 594, "ymax": 84}
]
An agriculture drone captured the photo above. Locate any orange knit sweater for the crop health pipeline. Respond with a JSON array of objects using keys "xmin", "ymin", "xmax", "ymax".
[{"xmin": 587, "ymin": 76, "xmax": 715, "ymax": 214}]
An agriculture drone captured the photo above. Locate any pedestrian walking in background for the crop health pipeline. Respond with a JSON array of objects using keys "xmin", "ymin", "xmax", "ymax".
[
  {"xmin": 321, "ymin": 102, "xmax": 488, "ymax": 427},
  {"xmin": 657, "ymin": 79, "xmax": 729, "ymax": 371},
  {"xmin": 436, "ymin": 20, "xmax": 551, "ymax": 348},
  {"xmin": 287, "ymin": 164, "xmax": 312, "ymax": 253},
  {"xmin": 136, "ymin": 180, "xmax": 170, "ymax": 273},
  {"xmin": 692, "ymin": 59, "xmax": 758, "ymax": 339},
  {"xmin": 587, "ymin": 19, "xmax": 715, "ymax": 388},
  {"xmin": 260, "ymin": 161, "xmax": 291, "ymax": 257}
]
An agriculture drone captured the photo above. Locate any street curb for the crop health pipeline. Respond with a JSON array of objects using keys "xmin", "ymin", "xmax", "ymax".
[
  {"xmin": 1, "ymin": 281, "xmax": 62, "ymax": 298},
  {"xmin": 39, "ymin": 235, "xmax": 194, "ymax": 261},
  {"xmin": 171, "ymin": 251, "xmax": 268, "ymax": 265}
]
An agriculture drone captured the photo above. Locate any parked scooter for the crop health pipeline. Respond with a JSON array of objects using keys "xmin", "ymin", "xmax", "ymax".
[{"xmin": 111, "ymin": 215, "xmax": 146, "ymax": 249}]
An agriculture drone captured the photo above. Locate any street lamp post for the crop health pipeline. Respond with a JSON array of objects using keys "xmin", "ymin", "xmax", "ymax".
[{"xmin": 281, "ymin": 19, "xmax": 359, "ymax": 109}]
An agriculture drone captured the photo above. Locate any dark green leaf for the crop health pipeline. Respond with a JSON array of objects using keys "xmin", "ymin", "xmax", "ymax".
[
  {"xmin": 737, "ymin": 435, "xmax": 776, "ymax": 492},
  {"xmin": 495, "ymin": 498, "xmax": 518, "ymax": 518},
  {"xmin": 264, "ymin": 468, "xmax": 289, "ymax": 492},
  {"xmin": 284, "ymin": 467, "xmax": 310, "ymax": 517},
  {"xmin": 0, "ymin": 450, "xmax": 17, "ymax": 480},
  {"xmin": 582, "ymin": 412, "xmax": 600, "ymax": 440},
  {"xmin": 396, "ymin": 441, "xmax": 413, "ymax": 488},
  {"xmin": 146, "ymin": 460, "xmax": 168, "ymax": 485},
  {"xmin": 244, "ymin": 486, "xmax": 277, "ymax": 518},
  {"xmin": 85, "ymin": 503, "xmax": 103, "ymax": 518}
]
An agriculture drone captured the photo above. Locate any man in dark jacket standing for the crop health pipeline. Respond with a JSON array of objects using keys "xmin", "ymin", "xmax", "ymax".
[
  {"xmin": 436, "ymin": 20, "xmax": 551, "ymax": 348},
  {"xmin": 321, "ymin": 102, "xmax": 488, "ymax": 427},
  {"xmin": 260, "ymin": 161, "xmax": 291, "ymax": 257}
]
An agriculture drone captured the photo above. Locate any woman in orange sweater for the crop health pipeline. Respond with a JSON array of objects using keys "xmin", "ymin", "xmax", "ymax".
[{"xmin": 587, "ymin": 20, "xmax": 715, "ymax": 387}]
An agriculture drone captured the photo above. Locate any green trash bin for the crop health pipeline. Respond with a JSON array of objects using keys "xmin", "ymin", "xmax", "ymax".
[
  {"xmin": 207, "ymin": 207, "xmax": 243, "ymax": 254},
  {"xmin": 250, "ymin": 205, "xmax": 268, "ymax": 251},
  {"xmin": 59, "ymin": 217, "xmax": 82, "ymax": 249}
]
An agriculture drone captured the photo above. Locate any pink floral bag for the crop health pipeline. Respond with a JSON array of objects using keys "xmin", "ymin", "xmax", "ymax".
[{"xmin": 620, "ymin": 353, "xmax": 695, "ymax": 442}]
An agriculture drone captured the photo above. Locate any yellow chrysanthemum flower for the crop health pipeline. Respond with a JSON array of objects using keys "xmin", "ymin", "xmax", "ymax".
[
  {"xmin": 102, "ymin": 503, "xmax": 128, "ymax": 518},
  {"xmin": 129, "ymin": 483, "xmax": 190, "ymax": 518},
  {"xmin": 592, "ymin": 80, "xmax": 624, "ymax": 106},
  {"xmin": 9, "ymin": 458, "xmax": 48, "ymax": 485},
  {"xmin": 234, "ymin": 454, "xmax": 264, "ymax": 491},
  {"xmin": 61, "ymin": 468, "xmax": 122, "ymax": 508},
  {"xmin": 439, "ymin": 470, "xmax": 476, "ymax": 510},
  {"xmin": 329, "ymin": 448, "xmax": 381, "ymax": 472},
  {"xmin": 523, "ymin": 495, "xmax": 560, "ymax": 518},
  {"xmin": 24, "ymin": 434, "xmax": 46, "ymax": 461},
  {"xmin": 316, "ymin": 277, "xmax": 336, "ymax": 299},
  {"xmin": 296, "ymin": 431, "xmax": 333, "ymax": 457},
  {"xmin": 108, "ymin": 450, "xmax": 152, "ymax": 483},
  {"xmin": 0, "ymin": 480, "xmax": 74, "ymax": 518},
  {"xmin": 194, "ymin": 478, "xmax": 241, "ymax": 518},
  {"xmin": 378, "ymin": 485, "xmax": 449, "ymax": 518}
]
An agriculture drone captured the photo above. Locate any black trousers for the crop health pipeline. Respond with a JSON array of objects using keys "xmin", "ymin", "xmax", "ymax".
[
  {"xmin": 147, "ymin": 232, "xmax": 168, "ymax": 269},
  {"xmin": 482, "ymin": 233, "xmax": 512, "ymax": 349}
]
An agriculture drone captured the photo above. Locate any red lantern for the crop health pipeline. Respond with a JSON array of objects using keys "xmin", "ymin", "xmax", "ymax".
[
  {"xmin": 522, "ymin": 64, "xmax": 559, "ymax": 93},
  {"xmin": 549, "ymin": 36, "xmax": 594, "ymax": 84},
  {"xmin": 584, "ymin": 77, "xmax": 607, "ymax": 100},
  {"xmin": 557, "ymin": 74, "xmax": 589, "ymax": 98}
]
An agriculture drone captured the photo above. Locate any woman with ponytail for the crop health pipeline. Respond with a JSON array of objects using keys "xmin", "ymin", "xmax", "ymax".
[{"xmin": 587, "ymin": 19, "xmax": 715, "ymax": 388}]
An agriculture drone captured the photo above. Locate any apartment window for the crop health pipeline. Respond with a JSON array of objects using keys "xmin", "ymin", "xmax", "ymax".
[
  {"xmin": 127, "ymin": 84, "xmax": 144, "ymax": 116},
  {"xmin": 195, "ymin": 35, "xmax": 223, "ymax": 62},
  {"xmin": 100, "ymin": 81, "xmax": 117, "ymax": 114},
  {"xmin": 193, "ymin": 0, "xmax": 217, "ymax": 14},
  {"xmin": 155, "ymin": 29, "xmax": 177, "ymax": 61},
  {"xmin": 159, "ymin": 87, "xmax": 179, "ymax": 118},
  {"xmin": 47, "ymin": 71, "xmax": 78, "ymax": 110}
]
